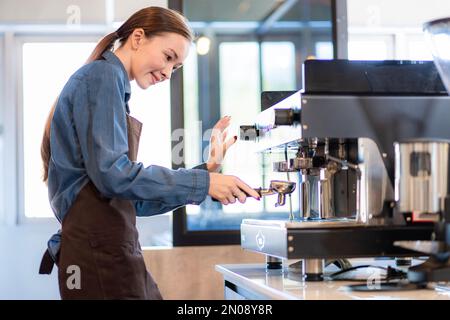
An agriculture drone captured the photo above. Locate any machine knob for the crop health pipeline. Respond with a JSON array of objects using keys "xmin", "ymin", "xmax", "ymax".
[
  {"xmin": 274, "ymin": 108, "xmax": 301, "ymax": 126},
  {"xmin": 239, "ymin": 125, "xmax": 259, "ymax": 141}
]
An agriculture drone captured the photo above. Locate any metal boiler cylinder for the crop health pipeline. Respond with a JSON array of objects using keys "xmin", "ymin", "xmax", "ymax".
[{"xmin": 395, "ymin": 140, "xmax": 450, "ymax": 218}]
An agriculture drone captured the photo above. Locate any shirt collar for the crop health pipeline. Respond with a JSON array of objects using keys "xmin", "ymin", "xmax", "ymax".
[{"xmin": 101, "ymin": 50, "xmax": 131, "ymax": 96}]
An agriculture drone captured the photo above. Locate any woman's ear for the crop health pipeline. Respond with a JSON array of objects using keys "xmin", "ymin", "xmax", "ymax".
[{"xmin": 130, "ymin": 28, "xmax": 145, "ymax": 51}]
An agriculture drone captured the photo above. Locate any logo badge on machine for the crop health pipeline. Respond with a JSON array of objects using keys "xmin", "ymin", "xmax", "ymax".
[{"xmin": 256, "ymin": 230, "xmax": 265, "ymax": 250}]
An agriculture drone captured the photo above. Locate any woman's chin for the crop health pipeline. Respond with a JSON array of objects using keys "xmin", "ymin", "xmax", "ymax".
[{"xmin": 136, "ymin": 79, "xmax": 152, "ymax": 90}]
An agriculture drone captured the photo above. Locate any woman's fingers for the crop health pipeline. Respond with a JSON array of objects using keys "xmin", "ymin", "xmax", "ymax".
[
  {"xmin": 208, "ymin": 173, "xmax": 260, "ymax": 205},
  {"xmin": 223, "ymin": 135, "xmax": 238, "ymax": 155},
  {"xmin": 213, "ymin": 116, "xmax": 231, "ymax": 132},
  {"xmin": 235, "ymin": 178, "xmax": 260, "ymax": 200},
  {"xmin": 232, "ymin": 187, "xmax": 247, "ymax": 203},
  {"xmin": 223, "ymin": 187, "xmax": 246, "ymax": 205},
  {"xmin": 208, "ymin": 117, "xmax": 236, "ymax": 171},
  {"xmin": 222, "ymin": 130, "xmax": 228, "ymax": 141},
  {"xmin": 226, "ymin": 193, "xmax": 236, "ymax": 204}
]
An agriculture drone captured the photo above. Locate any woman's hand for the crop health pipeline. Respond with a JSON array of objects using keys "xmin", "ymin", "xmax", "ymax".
[
  {"xmin": 208, "ymin": 172, "xmax": 260, "ymax": 205},
  {"xmin": 206, "ymin": 116, "xmax": 237, "ymax": 172}
]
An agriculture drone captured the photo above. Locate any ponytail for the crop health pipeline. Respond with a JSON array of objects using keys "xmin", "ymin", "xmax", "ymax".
[{"xmin": 85, "ymin": 32, "xmax": 119, "ymax": 64}]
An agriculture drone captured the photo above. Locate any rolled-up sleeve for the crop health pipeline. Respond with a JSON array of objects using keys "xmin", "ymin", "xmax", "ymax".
[{"xmin": 71, "ymin": 64, "xmax": 209, "ymax": 207}]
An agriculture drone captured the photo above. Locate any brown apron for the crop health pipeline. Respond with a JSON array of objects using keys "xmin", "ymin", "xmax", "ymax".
[{"xmin": 52, "ymin": 114, "xmax": 162, "ymax": 300}]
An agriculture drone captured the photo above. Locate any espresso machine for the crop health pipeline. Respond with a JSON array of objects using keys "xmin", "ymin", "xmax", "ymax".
[{"xmin": 239, "ymin": 23, "xmax": 450, "ymax": 284}]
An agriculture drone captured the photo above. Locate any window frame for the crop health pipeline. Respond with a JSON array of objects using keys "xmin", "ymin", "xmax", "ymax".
[
  {"xmin": 2, "ymin": 32, "xmax": 20, "ymax": 226},
  {"xmin": 0, "ymin": 33, "xmax": 5, "ymax": 225},
  {"xmin": 170, "ymin": 0, "xmax": 342, "ymax": 246}
]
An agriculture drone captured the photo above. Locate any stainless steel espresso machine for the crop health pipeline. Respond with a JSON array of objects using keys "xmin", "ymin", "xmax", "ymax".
[{"xmin": 239, "ymin": 56, "xmax": 450, "ymax": 285}]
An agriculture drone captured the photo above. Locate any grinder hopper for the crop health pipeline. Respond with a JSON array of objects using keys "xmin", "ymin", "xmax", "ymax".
[{"xmin": 424, "ymin": 17, "xmax": 450, "ymax": 93}]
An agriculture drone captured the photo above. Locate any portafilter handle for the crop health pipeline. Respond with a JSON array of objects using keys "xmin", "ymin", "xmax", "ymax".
[{"xmin": 211, "ymin": 181, "xmax": 296, "ymax": 205}]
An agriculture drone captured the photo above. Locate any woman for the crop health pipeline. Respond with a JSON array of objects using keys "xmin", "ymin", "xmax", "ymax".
[{"xmin": 39, "ymin": 6, "xmax": 260, "ymax": 300}]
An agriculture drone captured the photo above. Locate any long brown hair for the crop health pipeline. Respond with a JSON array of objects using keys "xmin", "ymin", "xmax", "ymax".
[{"xmin": 41, "ymin": 7, "xmax": 193, "ymax": 182}]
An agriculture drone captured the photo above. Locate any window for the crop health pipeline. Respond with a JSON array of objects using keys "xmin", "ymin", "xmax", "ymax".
[
  {"xmin": 182, "ymin": 40, "xmax": 299, "ymax": 232},
  {"xmin": 261, "ymin": 42, "xmax": 296, "ymax": 91},
  {"xmin": 405, "ymin": 35, "xmax": 433, "ymax": 60},
  {"xmin": 22, "ymin": 42, "xmax": 96, "ymax": 219},
  {"xmin": 348, "ymin": 35, "xmax": 393, "ymax": 60},
  {"xmin": 129, "ymin": 82, "xmax": 172, "ymax": 168},
  {"xmin": 348, "ymin": 33, "xmax": 434, "ymax": 61},
  {"xmin": 315, "ymin": 41, "xmax": 334, "ymax": 59},
  {"xmin": 129, "ymin": 80, "xmax": 173, "ymax": 246},
  {"xmin": 172, "ymin": 0, "xmax": 335, "ymax": 245},
  {"xmin": 347, "ymin": 0, "xmax": 450, "ymax": 61}
]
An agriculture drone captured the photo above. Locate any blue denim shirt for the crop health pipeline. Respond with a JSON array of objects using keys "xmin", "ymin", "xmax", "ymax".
[{"xmin": 46, "ymin": 51, "xmax": 209, "ymax": 259}]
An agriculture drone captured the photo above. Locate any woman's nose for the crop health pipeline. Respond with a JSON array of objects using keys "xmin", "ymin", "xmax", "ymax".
[{"xmin": 162, "ymin": 66, "xmax": 173, "ymax": 80}]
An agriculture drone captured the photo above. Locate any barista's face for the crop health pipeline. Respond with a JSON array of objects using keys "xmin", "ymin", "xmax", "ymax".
[{"xmin": 129, "ymin": 31, "xmax": 190, "ymax": 89}]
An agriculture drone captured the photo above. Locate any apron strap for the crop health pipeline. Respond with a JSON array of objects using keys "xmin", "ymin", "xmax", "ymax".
[{"xmin": 39, "ymin": 249, "xmax": 58, "ymax": 275}]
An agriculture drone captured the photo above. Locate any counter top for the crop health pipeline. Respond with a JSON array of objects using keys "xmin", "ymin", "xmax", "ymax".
[{"xmin": 215, "ymin": 260, "xmax": 450, "ymax": 300}]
